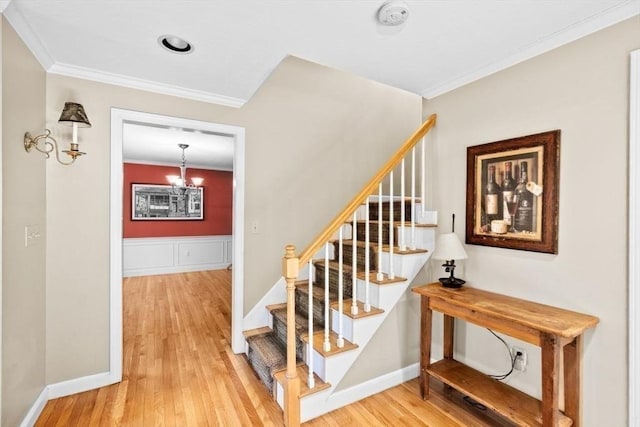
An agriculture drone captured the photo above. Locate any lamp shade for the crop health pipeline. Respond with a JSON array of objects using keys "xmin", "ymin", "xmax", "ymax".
[
  {"xmin": 432, "ymin": 233, "xmax": 468, "ymax": 261},
  {"xmin": 58, "ymin": 102, "xmax": 91, "ymax": 128}
]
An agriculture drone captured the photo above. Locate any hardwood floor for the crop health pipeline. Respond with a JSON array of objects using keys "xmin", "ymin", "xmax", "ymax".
[{"xmin": 36, "ymin": 270, "xmax": 509, "ymax": 426}]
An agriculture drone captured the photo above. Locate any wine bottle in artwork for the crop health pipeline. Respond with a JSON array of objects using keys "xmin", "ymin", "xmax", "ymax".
[
  {"xmin": 514, "ymin": 161, "xmax": 534, "ymax": 232},
  {"xmin": 501, "ymin": 161, "xmax": 516, "ymax": 225},
  {"xmin": 485, "ymin": 165, "xmax": 502, "ymax": 224}
]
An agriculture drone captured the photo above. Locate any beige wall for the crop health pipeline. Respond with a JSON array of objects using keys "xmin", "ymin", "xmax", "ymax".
[
  {"xmin": 45, "ymin": 75, "xmax": 238, "ymax": 383},
  {"xmin": 239, "ymin": 56, "xmax": 422, "ymax": 309},
  {"xmin": 2, "ymin": 17, "xmax": 47, "ymax": 426},
  {"xmin": 45, "ymin": 56, "xmax": 421, "ymax": 384},
  {"xmin": 423, "ymin": 16, "xmax": 639, "ymax": 426}
]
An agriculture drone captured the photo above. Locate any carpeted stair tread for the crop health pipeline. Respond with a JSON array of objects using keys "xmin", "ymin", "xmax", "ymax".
[
  {"xmin": 367, "ymin": 200, "xmax": 414, "ymax": 222},
  {"xmin": 330, "ymin": 238, "xmax": 379, "ymax": 248},
  {"xmin": 294, "ymin": 283, "xmax": 335, "ymax": 326},
  {"xmin": 266, "ymin": 302, "xmax": 287, "ymax": 312},
  {"xmin": 313, "ymin": 259, "xmax": 355, "ymax": 273},
  {"xmin": 271, "ymin": 306, "xmax": 321, "ymax": 333},
  {"xmin": 296, "ymin": 282, "xmax": 338, "ymax": 302},
  {"xmin": 312, "ymin": 260, "xmax": 354, "ymax": 298},
  {"xmin": 245, "ymin": 332, "xmax": 287, "ymax": 391},
  {"xmin": 332, "ymin": 237, "xmax": 429, "ymax": 254},
  {"xmin": 243, "ymin": 326, "xmax": 272, "ymax": 339},
  {"xmin": 353, "ymin": 219, "xmax": 437, "ymax": 228},
  {"xmin": 246, "ymin": 333, "xmax": 285, "ymax": 367}
]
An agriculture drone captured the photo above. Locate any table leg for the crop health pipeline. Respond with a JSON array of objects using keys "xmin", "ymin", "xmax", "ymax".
[
  {"xmin": 443, "ymin": 314, "xmax": 454, "ymax": 360},
  {"xmin": 563, "ymin": 335, "xmax": 583, "ymax": 427},
  {"xmin": 420, "ymin": 296, "xmax": 432, "ymax": 400},
  {"xmin": 541, "ymin": 333, "xmax": 560, "ymax": 426}
]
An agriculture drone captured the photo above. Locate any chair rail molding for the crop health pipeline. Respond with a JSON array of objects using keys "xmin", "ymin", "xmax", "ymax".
[
  {"xmin": 123, "ymin": 235, "xmax": 232, "ymax": 277},
  {"xmin": 630, "ymin": 48, "xmax": 640, "ymax": 427}
]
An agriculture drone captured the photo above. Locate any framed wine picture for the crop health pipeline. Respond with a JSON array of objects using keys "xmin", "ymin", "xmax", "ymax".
[{"xmin": 465, "ymin": 130, "xmax": 560, "ymax": 254}]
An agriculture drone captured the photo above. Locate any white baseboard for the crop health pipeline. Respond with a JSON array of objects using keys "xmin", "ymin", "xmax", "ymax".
[
  {"xmin": 19, "ymin": 387, "xmax": 48, "ymax": 427},
  {"xmin": 313, "ymin": 363, "xmax": 419, "ymax": 419},
  {"xmin": 47, "ymin": 371, "xmax": 115, "ymax": 399},
  {"xmin": 123, "ymin": 262, "xmax": 231, "ymax": 277},
  {"xmin": 330, "ymin": 363, "xmax": 419, "ymax": 404},
  {"xmin": 20, "ymin": 371, "xmax": 118, "ymax": 426}
]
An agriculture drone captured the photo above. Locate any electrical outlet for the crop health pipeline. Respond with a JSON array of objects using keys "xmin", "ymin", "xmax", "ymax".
[{"xmin": 511, "ymin": 347, "xmax": 527, "ymax": 371}]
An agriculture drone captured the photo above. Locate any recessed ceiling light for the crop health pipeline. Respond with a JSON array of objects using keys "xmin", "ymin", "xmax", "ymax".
[{"xmin": 158, "ymin": 35, "xmax": 193, "ymax": 54}]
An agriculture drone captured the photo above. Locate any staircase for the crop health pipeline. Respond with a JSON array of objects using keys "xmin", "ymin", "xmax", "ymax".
[{"xmin": 243, "ymin": 115, "xmax": 437, "ymax": 425}]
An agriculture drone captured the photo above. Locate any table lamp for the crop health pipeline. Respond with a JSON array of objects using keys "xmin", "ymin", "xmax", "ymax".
[{"xmin": 432, "ymin": 232, "xmax": 468, "ymax": 288}]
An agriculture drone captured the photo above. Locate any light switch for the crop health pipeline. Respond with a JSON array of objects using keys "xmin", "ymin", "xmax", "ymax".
[
  {"xmin": 251, "ymin": 221, "xmax": 260, "ymax": 234},
  {"xmin": 25, "ymin": 225, "xmax": 42, "ymax": 247}
]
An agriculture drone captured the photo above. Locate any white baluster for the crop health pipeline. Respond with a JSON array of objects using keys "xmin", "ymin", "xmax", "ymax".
[
  {"xmin": 389, "ymin": 172, "xmax": 395, "ymax": 280},
  {"xmin": 377, "ymin": 183, "xmax": 384, "ymax": 282},
  {"xmin": 337, "ymin": 227, "xmax": 345, "ymax": 348},
  {"xmin": 421, "ymin": 136, "xmax": 426, "ymax": 215},
  {"xmin": 400, "ymin": 158, "xmax": 406, "ymax": 251},
  {"xmin": 351, "ymin": 212, "xmax": 358, "ymax": 316},
  {"xmin": 410, "ymin": 147, "xmax": 417, "ymax": 250},
  {"xmin": 323, "ymin": 243, "xmax": 331, "ymax": 352},
  {"xmin": 364, "ymin": 197, "xmax": 371, "ymax": 312},
  {"xmin": 307, "ymin": 259, "xmax": 314, "ymax": 389}
]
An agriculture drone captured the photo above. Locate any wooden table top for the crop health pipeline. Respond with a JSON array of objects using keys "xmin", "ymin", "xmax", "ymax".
[{"xmin": 413, "ymin": 283, "xmax": 599, "ymax": 339}]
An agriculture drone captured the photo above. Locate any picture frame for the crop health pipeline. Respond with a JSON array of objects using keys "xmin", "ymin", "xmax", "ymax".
[
  {"xmin": 465, "ymin": 130, "xmax": 560, "ymax": 254},
  {"xmin": 132, "ymin": 184, "xmax": 203, "ymax": 220}
]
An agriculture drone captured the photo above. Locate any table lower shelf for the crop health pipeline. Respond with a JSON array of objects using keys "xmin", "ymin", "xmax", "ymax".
[{"xmin": 427, "ymin": 359, "xmax": 572, "ymax": 427}]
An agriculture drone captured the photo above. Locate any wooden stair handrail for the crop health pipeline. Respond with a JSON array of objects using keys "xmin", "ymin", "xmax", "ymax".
[{"xmin": 297, "ymin": 114, "xmax": 437, "ymax": 266}]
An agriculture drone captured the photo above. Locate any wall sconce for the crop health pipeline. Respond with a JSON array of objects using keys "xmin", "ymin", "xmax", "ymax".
[{"xmin": 24, "ymin": 102, "xmax": 91, "ymax": 165}]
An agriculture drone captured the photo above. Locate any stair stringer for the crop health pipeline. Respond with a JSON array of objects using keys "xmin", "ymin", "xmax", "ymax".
[
  {"xmin": 277, "ymin": 224, "xmax": 436, "ymax": 422},
  {"xmin": 298, "ymin": 254, "xmax": 431, "ymax": 420}
]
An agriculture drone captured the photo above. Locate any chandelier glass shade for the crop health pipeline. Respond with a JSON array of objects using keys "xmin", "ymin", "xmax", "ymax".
[{"xmin": 166, "ymin": 143, "xmax": 203, "ymax": 195}]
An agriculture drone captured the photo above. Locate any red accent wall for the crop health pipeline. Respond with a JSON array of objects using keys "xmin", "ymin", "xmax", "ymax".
[{"xmin": 123, "ymin": 163, "xmax": 232, "ymax": 238}]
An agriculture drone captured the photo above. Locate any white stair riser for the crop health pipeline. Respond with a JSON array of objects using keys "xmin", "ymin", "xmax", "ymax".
[
  {"xmin": 354, "ymin": 201, "xmax": 434, "ymax": 224},
  {"xmin": 379, "ymin": 252, "xmax": 430, "ymax": 284},
  {"xmin": 330, "ymin": 311, "xmax": 380, "ymax": 344},
  {"xmin": 395, "ymin": 226, "xmax": 435, "ymax": 250}
]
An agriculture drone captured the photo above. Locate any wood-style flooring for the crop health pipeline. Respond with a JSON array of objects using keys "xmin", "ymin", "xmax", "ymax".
[{"xmin": 36, "ymin": 270, "xmax": 510, "ymax": 426}]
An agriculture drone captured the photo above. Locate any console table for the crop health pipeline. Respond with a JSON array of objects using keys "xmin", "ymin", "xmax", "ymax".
[{"xmin": 412, "ymin": 283, "xmax": 599, "ymax": 427}]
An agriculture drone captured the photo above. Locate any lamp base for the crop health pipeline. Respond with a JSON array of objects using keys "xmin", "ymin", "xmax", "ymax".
[{"xmin": 438, "ymin": 277, "xmax": 466, "ymax": 289}]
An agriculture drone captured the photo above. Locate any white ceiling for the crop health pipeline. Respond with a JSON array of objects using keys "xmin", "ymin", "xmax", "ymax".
[
  {"xmin": 122, "ymin": 122, "xmax": 235, "ymax": 171},
  {"xmin": 4, "ymin": 1, "xmax": 638, "ymax": 105},
  {"xmin": 3, "ymin": 0, "xmax": 639, "ymax": 167}
]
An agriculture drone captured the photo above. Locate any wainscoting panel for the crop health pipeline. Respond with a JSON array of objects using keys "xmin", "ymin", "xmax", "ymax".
[{"xmin": 123, "ymin": 235, "xmax": 232, "ymax": 277}]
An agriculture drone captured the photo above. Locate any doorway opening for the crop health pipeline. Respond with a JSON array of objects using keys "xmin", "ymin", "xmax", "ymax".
[{"xmin": 110, "ymin": 109, "xmax": 246, "ymax": 382}]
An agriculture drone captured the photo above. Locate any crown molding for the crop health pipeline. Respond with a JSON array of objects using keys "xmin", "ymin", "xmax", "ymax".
[
  {"xmin": 48, "ymin": 62, "xmax": 246, "ymax": 108},
  {"xmin": 122, "ymin": 159, "xmax": 233, "ymax": 172},
  {"xmin": 422, "ymin": 1, "xmax": 640, "ymax": 99},
  {"xmin": 3, "ymin": 0, "xmax": 245, "ymax": 108},
  {"xmin": 2, "ymin": 0, "xmax": 55, "ymax": 69},
  {"xmin": 0, "ymin": 0, "xmax": 12, "ymax": 13}
]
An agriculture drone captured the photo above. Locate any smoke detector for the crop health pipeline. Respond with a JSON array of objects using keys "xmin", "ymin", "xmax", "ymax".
[{"xmin": 377, "ymin": 1, "xmax": 410, "ymax": 26}]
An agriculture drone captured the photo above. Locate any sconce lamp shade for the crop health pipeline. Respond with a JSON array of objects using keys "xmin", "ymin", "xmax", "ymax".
[
  {"xmin": 432, "ymin": 233, "xmax": 468, "ymax": 261},
  {"xmin": 58, "ymin": 102, "xmax": 91, "ymax": 128}
]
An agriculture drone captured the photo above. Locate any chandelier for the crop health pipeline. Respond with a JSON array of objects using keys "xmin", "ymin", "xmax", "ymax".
[{"xmin": 166, "ymin": 143, "xmax": 203, "ymax": 195}]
